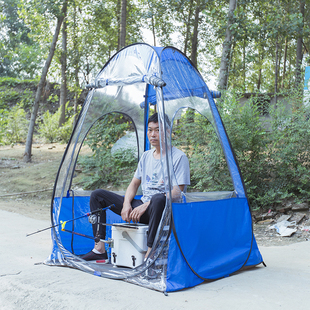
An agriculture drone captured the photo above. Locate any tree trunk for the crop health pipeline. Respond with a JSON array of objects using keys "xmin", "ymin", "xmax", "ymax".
[
  {"xmin": 218, "ymin": 0, "xmax": 237, "ymax": 90},
  {"xmin": 295, "ymin": 0, "xmax": 305, "ymax": 88},
  {"xmin": 117, "ymin": 0, "xmax": 121, "ymax": 49},
  {"xmin": 146, "ymin": 0, "xmax": 156, "ymax": 47},
  {"xmin": 190, "ymin": 3, "xmax": 200, "ymax": 67},
  {"xmin": 289, "ymin": 48, "xmax": 292, "ymax": 88},
  {"xmin": 277, "ymin": 39, "xmax": 282, "ymax": 88},
  {"xmin": 119, "ymin": 0, "xmax": 127, "ymax": 49},
  {"xmin": 59, "ymin": 1, "xmax": 68, "ymax": 127},
  {"xmin": 257, "ymin": 49, "xmax": 264, "ymax": 91},
  {"xmin": 73, "ymin": 0, "xmax": 79, "ymax": 127},
  {"xmin": 226, "ymin": 41, "xmax": 235, "ymax": 90},
  {"xmin": 184, "ymin": 0, "xmax": 194, "ymax": 56},
  {"xmin": 23, "ymin": 3, "xmax": 66, "ymax": 163},
  {"xmin": 243, "ymin": 39, "xmax": 246, "ymax": 89},
  {"xmin": 275, "ymin": 39, "xmax": 279, "ymax": 104},
  {"xmin": 281, "ymin": 38, "xmax": 288, "ymax": 89}
]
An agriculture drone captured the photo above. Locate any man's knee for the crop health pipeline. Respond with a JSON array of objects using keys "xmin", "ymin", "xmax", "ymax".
[
  {"xmin": 90, "ymin": 189, "xmax": 108, "ymax": 199},
  {"xmin": 90, "ymin": 189, "xmax": 107, "ymax": 208}
]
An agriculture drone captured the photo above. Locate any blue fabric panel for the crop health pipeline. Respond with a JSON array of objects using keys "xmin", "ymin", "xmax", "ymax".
[
  {"xmin": 56, "ymin": 196, "xmax": 93, "ymax": 255},
  {"xmin": 245, "ymin": 234, "xmax": 263, "ymax": 267},
  {"xmin": 152, "ymin": 46, "xmax": 164, "ymax": 57},
  {"xmin": 146, "ymin": 48, "xmax": 207, "ymax": 104},
  {"xmin": 54, "ymin": 195, "xmax": 139, "ymax": 255},
  {"xmin": 166, "ymin": 231, "xmax": 204, "ymax": 292},
  {"xmin": 171, "ymin": 198, "xmax": 253, "ymax": 280}
]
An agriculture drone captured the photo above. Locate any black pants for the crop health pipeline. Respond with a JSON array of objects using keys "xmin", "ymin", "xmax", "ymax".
[{"xmin": 89, "ymin": 189, "xmax": 166, "ymax": 247}]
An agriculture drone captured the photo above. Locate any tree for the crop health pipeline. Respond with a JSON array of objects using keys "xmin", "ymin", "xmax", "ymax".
[
  {"xmin": 59, "ymin": 1, "xmax": 68, "ymax": 126},
  {"xmin": 138, "ymin": 0, "xmax": 174, "ymax": 47},
  {"xmin": 0, "ymin": 0, "xmax": 41, "ymax": 78},
  {"xmin": 218, "ymin": 0, "xmax": 237, "ymax": 90},
  {"xmin": 119, "ymin": 0, "xmax": 127, "ymax": 49},
  {"xmin": 295, "ymin": 0, "xmax": 305, "ymax": 88},
  {"xmin": 183, "ymin": 0, "xmax": 194, "ymax": 55},
  {"xmin": 23, "ymin": 0, "xmax": 68, "ymax": 162},
  {"xmin": 190, "ymin": 1, "xmax": 209, "ymax": 67}
]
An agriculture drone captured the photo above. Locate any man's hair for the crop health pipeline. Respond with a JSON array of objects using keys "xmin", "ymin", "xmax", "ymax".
[{"xmin": 148, "ymin": 112, "xmax": 171, "ymax": 127}]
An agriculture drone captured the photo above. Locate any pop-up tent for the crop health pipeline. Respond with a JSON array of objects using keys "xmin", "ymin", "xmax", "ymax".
[{"xmin": 45, "ymin": 43, "xmax": 264, "ymax": 293}]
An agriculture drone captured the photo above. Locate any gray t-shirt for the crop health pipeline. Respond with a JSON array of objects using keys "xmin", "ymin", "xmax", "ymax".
[{"xmin": 134, "ymin": 147, "xmax": 190, "ymax": 203}]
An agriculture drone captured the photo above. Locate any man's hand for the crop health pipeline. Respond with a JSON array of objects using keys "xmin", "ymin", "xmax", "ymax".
[
  {"xmin": 130, "ymin": 202, "xmax": 149, "ymax": 223},
  {"xmin": 121, "ymin": 201, "xmax": 133, "ymax": 222},
  {"xmin": 122, "ymin": 177, "xmax": 141, "ymax": 222}
]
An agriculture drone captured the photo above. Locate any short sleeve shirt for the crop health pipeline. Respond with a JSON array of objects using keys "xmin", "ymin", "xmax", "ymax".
[{"xmin": 134, "ymin": 147, "xmax": 190, "ymax": 203}]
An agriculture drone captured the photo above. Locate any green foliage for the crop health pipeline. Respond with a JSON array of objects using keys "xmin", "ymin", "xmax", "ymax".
[
  {"xmin": 172, "ymin": 108, "xmax": 234, "ymax": 192},
  {"xmin": 19, "ymin": 89, "xmax": 35, "ymax": 109},
  {"xmin": 0, "ymin": 104, "xmax": 29, "ymax": 144},
  {"xmin": 172, "ymin": 91, "xmax": 310, "ymax": 210},
  {"xmin": 38, "ymin": 110, "xmax": 59, "ymax": 143},
  {"xmin": 0, "ymin": 88, "xmax": 20, "ymax": 109},
  {"xmin": 220, "ymin": 91, "xmax": 270, "ymax": 208},
  {"xmin": 47, "ymin": 94, "xmax": 59, "ymax": 104},
  {"xmin": 0, "ymin": 78, "xmax": 36, "ymax": 109},
  {"xmin": 77, "ymin": 114, "xmax": 138, "ymax": 190},
  {"xmin": 0, "ymin": 109, "xmax": 8, "ymax": 145},
  {"xmin": 0, "ymin": 0, "xmax": 42, "ymax": 78},
  {"xmin": 262, "ymin": 97, "xmax": 310, "ymax": 206},
  {"xmin": 220, "ymin": 91, "xmax": 310, "ymax": 210},
  {"xmin": 38, "ymin": 102, "xmax": 74, "ymax": 143},
  {"xmin": 0, "ymin": 77, "xmax": 38, "ymax": 87}
]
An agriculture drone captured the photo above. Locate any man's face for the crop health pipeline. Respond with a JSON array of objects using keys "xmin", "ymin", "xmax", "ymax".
[{"xmin": 147, "ymin": 122, "xmax": 160, "ymax": 147}]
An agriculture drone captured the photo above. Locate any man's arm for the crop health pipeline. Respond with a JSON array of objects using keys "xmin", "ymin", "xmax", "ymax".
[
  {"xmin": 122, "ymin": 177, "xmax": 141, "ymax": 222},
  {"xmin": 171, "ymin": 184, "xmax": 185, "ymax": 202}
]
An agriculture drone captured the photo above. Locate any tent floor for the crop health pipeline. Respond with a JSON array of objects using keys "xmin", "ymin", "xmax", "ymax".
[{"xmin": 86, "ymin": 261, "xmax": 138, "ymax": 272}]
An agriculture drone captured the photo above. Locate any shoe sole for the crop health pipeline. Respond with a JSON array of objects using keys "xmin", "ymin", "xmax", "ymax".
[{"xmin": 93, "ymin": 259, "xmax": 109, "ymax": 264}]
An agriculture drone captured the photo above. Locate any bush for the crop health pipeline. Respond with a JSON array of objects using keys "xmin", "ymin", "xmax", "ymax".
[
  {"xmin": 76, "ymin": 114, "xmax": 138, "ymax": 190},
  {"xmin": 219, "ymin": 90, "xmax": 310, "ymax": 210},
  {"xmin": 38, "ymin": 110, "xmax": 60, "ymax": 143},
  {"xmin": 0, "ymin": 77, "xmax": 39, "ymax": 88},
  {"xmin": 172, "ymin": 90, "xmax": 310, "ymax": 210},
  {"xmin": 172, "ymin": 109, "xmax": 233, "ymax": 192},
  {"xmin": 0, "ymin": 108, "xmax": 8, "ymax": 145},
  {"xmin": 0, "ymin": 104, "xmax": 29, "ymax": 144},
  {"xmin": 38, "ymin": 102, "xmax": 75, "ymax": 143},
  {"xmin": 0, "ymin": 88, "xmax": 20, "ymax": 109},
  {"xmin": 219, "ymin": 92, "xmax": 269, "ymax": 209}
]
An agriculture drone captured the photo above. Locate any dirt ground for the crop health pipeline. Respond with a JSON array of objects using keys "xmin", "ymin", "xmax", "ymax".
[
  {"xmin": 0, "ymin": 143, "xmax": 309, "ymax": 247},
  {"xmin": 0, "ymin": 143, "xmax": 65, "ymax": 221}
]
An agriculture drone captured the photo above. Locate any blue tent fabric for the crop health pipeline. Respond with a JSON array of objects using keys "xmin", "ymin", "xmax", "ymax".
[
  {"xmin": 165, "ymin": 198, "xmax": 262, "ymax": 291},
  {"xmin": 166, "ymin": 231, "xmax": 204, "ymax": 292},
  {"xmin": 45, "ymin": 43, "xmax": 264, "ymax": 292},
  {"xmin": 245, "ymin": 236, "xmax": 263, "ymax": 267},
  {"xmin": 146, "ymin": 48, "xmax": 207, "ymax": 104}
]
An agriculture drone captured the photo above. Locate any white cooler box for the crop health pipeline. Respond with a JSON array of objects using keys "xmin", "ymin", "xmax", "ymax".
[{"xmin": 111, "ymin": 223, "xmax": 149, "ymax": 268}]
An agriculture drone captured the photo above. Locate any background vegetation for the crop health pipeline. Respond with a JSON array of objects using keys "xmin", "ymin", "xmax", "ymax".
[
  {"xmin": 172, "ymin": 93, "xmax": 310, "ymax": 210},
  {"xmin": 1, "ymin": 0, "xmax": 309, "ymax": 210}
]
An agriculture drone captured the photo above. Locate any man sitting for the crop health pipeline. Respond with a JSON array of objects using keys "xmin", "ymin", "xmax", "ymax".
[{"xmin": 81, "ymin": 112, "xmax": 190, "ymax": 262}]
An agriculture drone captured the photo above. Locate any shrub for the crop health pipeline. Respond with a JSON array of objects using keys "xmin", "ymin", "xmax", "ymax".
[
  {"xmin": 172, "ymin": 109, "xmax": 233, "ymax": 192},
  {"xmin": 172, "ymin": 90, "xmax": 310, "ymax": 210},
  {"xmin": 0, "ymin": 77, "xmax": 39, "ymax": 88},
  {"xmin": 38, "ymin": 102, "xmax": 75, "ymax": 143},
  {"xmin": 38, "ymin": 109, "xmax": 60, "ymax": 143},
  {"xmin": 220, "ymin": 90, "xmax": 310, "ymax": 210},
  {"xmin": 220, "ymin": 92, "xmax": 269, "ymax": 209},
  {"xmin": 76, "ymin": 114, "xmax": 138, "ymax": 190},
  {"xmin": 0, "ymin": 108, "xmax": 8, "ymax": 145},
  {"xmin": 0, "ymin": 88, "xmax": 20, "ymax": 109},
  {"xmin": 0, "ymin": 105, "xmax": 29, "ymax": 145}
]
